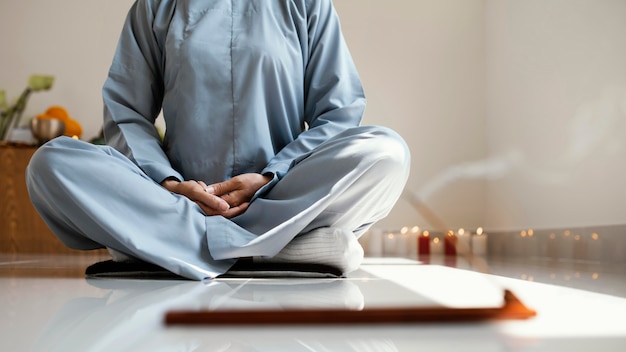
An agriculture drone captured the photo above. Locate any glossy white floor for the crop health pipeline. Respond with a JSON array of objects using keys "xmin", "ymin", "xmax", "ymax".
[{"xmin": 2, "ymin": 253, "xmax": 626, "ymax": 351}]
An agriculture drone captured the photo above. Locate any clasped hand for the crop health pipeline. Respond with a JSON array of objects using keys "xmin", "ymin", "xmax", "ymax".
[{"xmin": 161, "ymin": 173, "xmax": 272, "ymax": 218}]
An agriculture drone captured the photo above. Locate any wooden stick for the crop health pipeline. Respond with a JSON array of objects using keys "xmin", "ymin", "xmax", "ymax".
[{"xmin": 164, "ymin": 290, "xmax": 536, "ymax": 326}]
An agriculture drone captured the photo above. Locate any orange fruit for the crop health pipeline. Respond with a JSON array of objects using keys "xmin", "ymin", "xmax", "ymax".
[
  {"xmin": 63, "ymin": 118, "xmax": 83, "ymax": 137},
  {"xmin": 45, "ymin": 106, "xmax": 70, "ymax": 121}
]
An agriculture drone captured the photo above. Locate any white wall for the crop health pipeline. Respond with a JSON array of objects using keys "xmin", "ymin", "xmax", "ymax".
[
  {"xmin": 0, "ymin": 0, "xmax": 133, "ymax": 138},
  {"xmin": 485, "ymin": 0, "xmax": 626, "ymax": 230},
  {"xmin": 334, "ymin": 0, "xmax": 487, "ymax": 231}
]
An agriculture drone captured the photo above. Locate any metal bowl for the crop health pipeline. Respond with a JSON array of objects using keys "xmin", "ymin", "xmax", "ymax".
[{"xmin": 31, "ymin": 118, "xmax": 65, "ymax": 144}]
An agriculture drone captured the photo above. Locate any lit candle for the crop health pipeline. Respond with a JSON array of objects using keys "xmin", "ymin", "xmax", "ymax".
[
  {"xmin": 471, "ymin": 227, "xmax": 488, "ymax": 256},
  {"xmin": 588, "ymin": 232, "xmax": 602, "ymax": 262},
  {"xmin": 456, "ymin": 228, "xmax": 471, "ymax": 254},
  {"xmin": 444, "ymin": 230, "xmax": 457, "ymax": 256},
  {"xmin": 546, "ymin": 232, "xmax": 558, "ymax": 259},
  {"xmin": 418, "ymin": 231, "xmax": 430, "ymax": 256},
  {"xmin": 430, "ymin": 237, "xmax": 444, "ymax": 255},
  {"xmin": 573, "ymin": 234, "xmax": 585, "ymax": 260},
  {"xmin": 396, "ymin": 227, "xmax": 410, "ymax": 258}
]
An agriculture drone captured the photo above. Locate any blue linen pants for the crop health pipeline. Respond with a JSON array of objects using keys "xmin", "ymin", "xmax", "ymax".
[{"xmin": 26, "ymin": 126, "xmax": 410, "ymax": 280}]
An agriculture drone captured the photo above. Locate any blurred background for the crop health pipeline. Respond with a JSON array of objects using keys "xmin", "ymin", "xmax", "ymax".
[{"xmin": 1, "ymin": 0, "xmax": 625, "ymax": 236}]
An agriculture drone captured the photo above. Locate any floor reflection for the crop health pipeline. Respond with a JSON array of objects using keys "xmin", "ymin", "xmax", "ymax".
[{"xmin": 33, "ymin": 278, "xmax": 369, "ymax": 351}]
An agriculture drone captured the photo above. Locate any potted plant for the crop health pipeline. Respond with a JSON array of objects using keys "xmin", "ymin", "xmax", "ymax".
[{"xmin": 0, "ymin": 75, "xmax": 55, "ymax": 141}]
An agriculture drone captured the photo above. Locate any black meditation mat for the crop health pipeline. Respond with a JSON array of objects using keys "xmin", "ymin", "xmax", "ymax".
[{"xmin": 85, "ymin": 258, "xmax": 343, "ymax": 279}]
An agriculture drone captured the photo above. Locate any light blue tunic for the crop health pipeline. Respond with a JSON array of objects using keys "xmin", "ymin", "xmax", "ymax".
[
  {"xmin": 103, "ymin": 0, "xmax": 365, "ymax": 186},
  {"xmin": 27, "ymin": 0, "xmax": 411, "ymax": 280}
]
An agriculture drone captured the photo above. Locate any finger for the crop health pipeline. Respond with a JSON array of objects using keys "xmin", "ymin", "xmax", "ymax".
[
  {"xmin": 192, "ymin": 187, "xmax": 230, "ymax": 212},
  {"xmin": 197, "ymin": 180, "xmax": 208, "ymax": 191},
  {"xmin": 220, "ymin": 202, "xmax": 249, "ymax": 219},
  {"xmin": 196, "ymin": 198, "xmax": 233, "ymax": 216},
  {"xmin": 203, "ymin": 193, "xmax": 231, "ymax": 212},
  {"xmin": 207, "ymin": 178, "xmax": 240, "ymax": 197},
  {"xmin": 219, "ymin": 190, "xmax": 247, "ymax": 208},
  {"xmin": 197, "ymin": 201, "xmax": 248, "ymax": 218}
]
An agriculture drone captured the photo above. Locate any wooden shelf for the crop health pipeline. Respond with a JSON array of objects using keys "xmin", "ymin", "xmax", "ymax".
[{"xmin": 0, "ymin": 145, "xmax": 102, "ymax": 254}]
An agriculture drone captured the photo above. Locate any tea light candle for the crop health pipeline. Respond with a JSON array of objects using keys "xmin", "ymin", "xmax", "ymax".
[
  {"xmin": 456, "ymin": 228, "xmax": 471, "ymax": 253},
  {"xmin": 395, "ymin": 227, "xmax": 410, "ymax": 257},
  {"xmin": 418, "ymin": 231, "xmax": 430, "ymax": 256},
  {"xmin": 587, "ymin": 232, "xmax": 602, "ymax": 261},
  {"xmin": 444, "ymin": 231, "xmax": 457, "ymax": 256},
  {"xmin": 430, "ymin": 237, "xmax": 444, "ymax": 255},
  {"xmin": 573, "ymin": 233, "xmax": 586, "ymax": 260},
  {"xmin": 471, "ymin": 227, "xmax": 488, "ymax": 256}
]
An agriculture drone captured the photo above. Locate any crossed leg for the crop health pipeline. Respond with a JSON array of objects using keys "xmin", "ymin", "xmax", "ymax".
[{"xmin": 27, "ymin": 126, "xmax": 410, "ymax": 280}]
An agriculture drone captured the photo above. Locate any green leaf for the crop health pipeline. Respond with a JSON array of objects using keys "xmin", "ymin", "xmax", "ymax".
[{"xmin": 28, "ymin": 75, "xmax": 55, "ymax": 91}]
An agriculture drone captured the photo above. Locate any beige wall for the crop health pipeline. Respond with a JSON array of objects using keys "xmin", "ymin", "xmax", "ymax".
[
  {"xmin": 2, "ymin": 0, "xmax": 623, "ymax": 232},
  {"xmin": 335, "ymin": 0, "xmax": 487, "ymax": 231},
  {"xmin": 0, "ymin": 0, "xmax": 132, "ymax": 138},
  {"xmin": 485, "ymin": 0, "xmax": 626, "ymax": 230}
]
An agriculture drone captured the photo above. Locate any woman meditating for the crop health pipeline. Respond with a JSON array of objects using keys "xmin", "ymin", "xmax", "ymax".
[{"xmin": 26, "ymin": 0, "xmax": 410, "ymax": 280}]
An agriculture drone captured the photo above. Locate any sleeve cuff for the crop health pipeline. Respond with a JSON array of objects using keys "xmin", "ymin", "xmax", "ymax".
[
  {"xmin": 142, "ymin": 163, "xmax": 184, "ymax": 185},
  {"xmin": 250, "ymin": 172, "xmax": 278, "ymax": 202}
]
